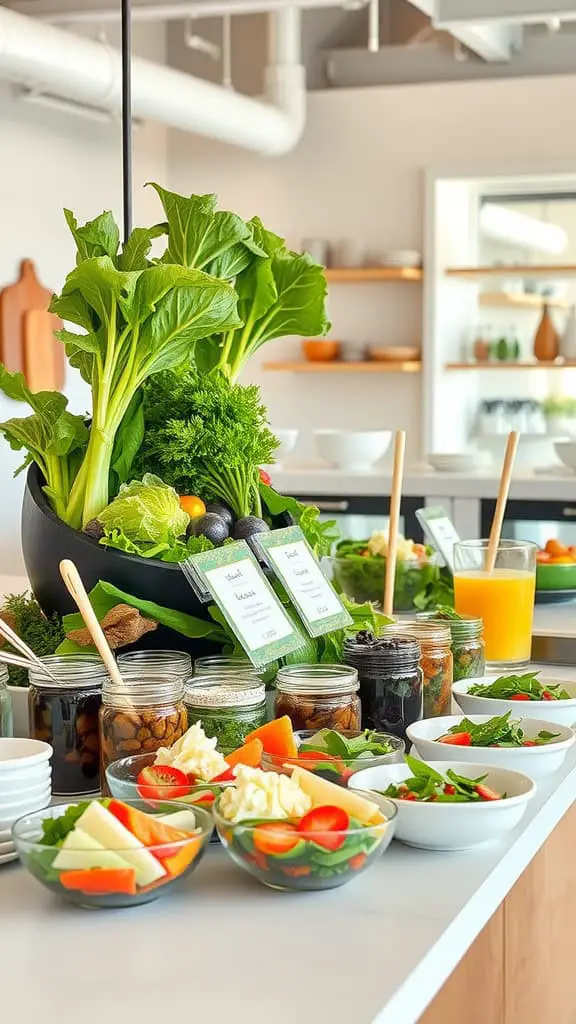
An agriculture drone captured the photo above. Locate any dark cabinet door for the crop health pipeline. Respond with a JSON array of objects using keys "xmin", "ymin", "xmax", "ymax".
[
  {"xmin": 481, "ymin": 499, "xmax": 576, "ymax": 547},
  {"xmin": 288, "ymin": 494, "xmax": 426, "ymax": 543}
]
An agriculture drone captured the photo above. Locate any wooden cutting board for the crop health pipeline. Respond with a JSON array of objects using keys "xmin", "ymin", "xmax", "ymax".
[{"xmin": 0, "ymin": 259, "xmax": 64, "ymax": 390}]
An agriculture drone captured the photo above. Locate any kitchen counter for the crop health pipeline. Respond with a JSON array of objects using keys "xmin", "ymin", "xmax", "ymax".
[{"xmin": 2, "ymin": 663, "xmax": 576, "ymax": 1024}]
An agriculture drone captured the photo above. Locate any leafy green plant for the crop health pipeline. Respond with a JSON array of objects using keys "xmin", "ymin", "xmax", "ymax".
[
  {"xmin": 541, "ymin": 395, "xmax": 576, "ymax": 418},
  {"xmin": 259, "ymin": 484, "xmax": 339, "ymax": 558},
  {"xmin": 96, "ymin": 474, "xmax": 188, "ymax": 545},
  {"xmin": 0, "ymin": 593, "xmax": 65, "ymax": 686}
]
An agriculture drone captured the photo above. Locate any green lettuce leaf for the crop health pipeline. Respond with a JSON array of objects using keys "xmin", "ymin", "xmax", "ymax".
[{"xmin": 97, "ymin": 474, "xmax": 188, "ymax": 544}]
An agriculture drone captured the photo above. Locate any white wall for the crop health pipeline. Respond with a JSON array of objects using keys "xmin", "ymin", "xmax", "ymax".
[
  {"xmin": 0, "ymin": 23, "xmax": 168, "ymax": 573},
  {"xmin": 168, "ymin": 73, "xmax": 576, "ymax": 467}
]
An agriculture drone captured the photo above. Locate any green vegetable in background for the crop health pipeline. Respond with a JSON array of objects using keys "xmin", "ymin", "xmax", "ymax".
[
  {"xmin": 333, "ymin": 538, "xmax": 454, "ymax": 611},
  {"xmin": 259, "ymin": 484, "xmax": 339, "ymax": 559},
  {"xmin": 135, "ymin": 368, "xmax": 278, "ymax": 518},
  {"xmin": 96, "ymin": 474, "xmax": 188, "ymax": 546},
  {"xmin": 0, "ymin": 593, "xmax": 65, "ymax": 687}
]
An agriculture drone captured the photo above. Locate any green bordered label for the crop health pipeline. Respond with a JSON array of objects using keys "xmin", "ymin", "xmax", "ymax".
[
  {"xmin": 186, "ymin": 541, "xmax": 303, "ymax": 667},
  {"xmin": 256, "ymin": 526, "xmax": 353, "ymax": 638},
  {"xmin": 416, "ymin": 506, "xmax": 461, "ymax": 574}
]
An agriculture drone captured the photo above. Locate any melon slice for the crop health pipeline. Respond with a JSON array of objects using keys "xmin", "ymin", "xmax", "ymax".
[
  {"xmin": 289, "ymin": 766, "xmax": 383, "ymax": 825},
  {"xmin": 225, "ymin": 738, "xmax": 263, "ymax": 769},
  {"xmin": 74, "ymin": 802, "xmax": 166, "ymax": 887},
  {"xmin": 155, "ymin": 810, "xmax": 198, "ymax": 833},
  {"xmin": 245, "ymin": 716, "xmax": 297, "ymax": 757},
  {"xmin": 53, "ymin": 828, "xmax": 132, "ymax": 872},
  {"xmin": 108, "ymin": 800, "xmax": 194, "ymax": 846}
]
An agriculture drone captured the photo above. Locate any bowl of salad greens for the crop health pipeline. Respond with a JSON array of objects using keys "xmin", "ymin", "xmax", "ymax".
[
  {"xmin": 332, "ymin": 533, "xmax": 453, "ymax": 612},
  {"xmin": 407, "ymin": 714, "xmax": 575, "ymax": 779},
  {"xmin": 349, "ymin": 755, "xmax": 535, "ymax": 850},
  {"xmin": 453, "ymin": 672, "xmax": 576, "ymax": 728},
  {"xmin": 260, "ymin": 728, "xmax": 405, "ymax": 785}
]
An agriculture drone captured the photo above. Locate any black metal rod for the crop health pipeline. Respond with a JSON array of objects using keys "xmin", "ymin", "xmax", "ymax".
[{"xmin": 121, "ymin": 0, "xmax": 133, "ymax": 243}]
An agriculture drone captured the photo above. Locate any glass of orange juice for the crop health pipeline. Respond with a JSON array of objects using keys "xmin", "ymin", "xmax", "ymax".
[{"xmin": 453, "ymin": 539, "xmax": 537, "ymax": 668}]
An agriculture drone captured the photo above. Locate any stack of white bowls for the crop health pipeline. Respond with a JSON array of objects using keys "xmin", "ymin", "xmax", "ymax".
[{"xmin": 0, "ymin": 738, "xmax": 52, "ymax": 864}]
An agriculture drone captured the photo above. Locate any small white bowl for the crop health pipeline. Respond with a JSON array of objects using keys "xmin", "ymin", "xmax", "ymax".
[
  {"xmin": 272, "ymin": 429, "xmax": 298, "ymax": 463},
  {"xmin": 0, "ymin": 785, "xmax": 51, "ymax": 812},
  {"xmin": 453, "ymin": 676, "xmax": 576, "ymax": 728},
  {"xmin": 407, "ymin": 715, "xmax": 575, "ymax": 780},
  {"xmin": 0, "ymin": 738, "xmax": 52, "ymax": 770},
  {"xmin": 349, "ymin": 761, "xmax": 535, "ymax": 850},
  {"xmin": 555, "ymin": 440, "xmax": 576, "ymax": 471},
  {"xmin": 314, "ymin": 429, "xmax": 392, "ymax": 470},
  {"xmin": 0, "ymin": 775, "xmax": 52, "ymax": 801}
]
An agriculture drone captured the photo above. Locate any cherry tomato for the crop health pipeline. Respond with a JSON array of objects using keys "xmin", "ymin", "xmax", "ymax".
[
  {"xmin": 542, "ymin": 690, "xmax": 555, "ymax": 701},
  {"xmin": 179, "ymin": 495, "xmax": 206, "ymax": 519},
  {"xmin": 475, "ymin": 783, "xmax": 502, "ymax": 801},
  {"xmin": 253, "ymin": 821, "xmax": 301, "ymax": 856},
  {"xmin": 510, "ymin": 694, "xmax": 531, "ymax": 701},
  {"xmin": 443, "ymin": 784, "xmax": 457, "ymax": 795},
  {"xmin": 439, "ymin": 732, "xmax": 472, "ymax": 746},
  {"xmin": 298, "ymin": 805, "xmax": 349, "ymax": 850},
  {"xmin": 136, "ymin": 765, "xmax": 190, "ymax": 801},
  {"xmin": 522, "ymin": 740, "xmax": 537, "ymax": 747}
]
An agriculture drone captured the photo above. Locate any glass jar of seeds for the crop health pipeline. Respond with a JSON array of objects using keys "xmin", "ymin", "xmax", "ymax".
[{"xmin": 184, "ymin": 677, "xmax": 267, "ymax": 748}]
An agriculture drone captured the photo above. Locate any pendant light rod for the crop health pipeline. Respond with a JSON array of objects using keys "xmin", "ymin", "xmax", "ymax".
[{"xmin": 121, "ymin": 0, "xmax": 133, "ymax": 242}]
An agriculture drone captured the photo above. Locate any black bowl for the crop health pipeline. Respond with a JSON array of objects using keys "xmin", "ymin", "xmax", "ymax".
[{"xmin": 21, "ymin": 464, "xmax": 219, "ymax": 657}]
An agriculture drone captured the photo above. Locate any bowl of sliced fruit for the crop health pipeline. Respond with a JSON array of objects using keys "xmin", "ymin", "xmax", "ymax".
[
  {"xmin": 213, "ymin": 765, "xmax": 396, "ymax": 891},
  {"xmin": 350, "ymin": 755, "xmax": 535, "ymax": 851},
  {"xmin": 453, "ymin": 671, "xmax": 576, "ymax": 728},
  {"xmin": 12, "ymin": 798, "xmax": 213, "ymax": 908},
  {"xmin": 261, "ymin": 726, "xmax": 404, "ymax": 785},
  {"xmin": 406, "ymin": 713, "xmax": 574, "ymax": 780},
  {"xmin": 536, "ymin": 539, "xmax": 576, "ymax": 601}
]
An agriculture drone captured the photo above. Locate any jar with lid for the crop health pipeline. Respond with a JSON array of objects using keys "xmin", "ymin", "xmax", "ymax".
[
  {"xmin": 193, "ymin": 655, "xmax": 261, "ymax": 680},
  {"xmin": 274, "ymin": 664, "xmax": 361, "ymax": 733},
  {"xmin": 99, "ymin": 671, "xmax": 188, "ymax": 782},
  {"xmin": 184, "ymin": 677, "xmax": 266, "ymax": 749},
  {"xmin": 0, "ymin": 665, "xmax": 13, "ymax": 737},
  {"xmin": 417, "ymin": 612, "xmax": 485, "ymax": 682},
  {"xmin": 117, "ymin": 649, "xmax": 192, "ymax": 682},
  {"xmin": 382, "ymin": 621, "xmax": 453, "ymax": 718},
  {"xmin": 28, "ymin": 655, "xmax": 105, "ymax": 796},
  {"xmin": 343, "ymin": 634, "xmax": 422, "ymax": 741}
]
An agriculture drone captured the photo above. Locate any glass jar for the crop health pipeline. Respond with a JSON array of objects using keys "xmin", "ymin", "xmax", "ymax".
[
  {"xmin": 28, "ymin": 655, "xmax": 105, "ymax": 796},
  {"xmin": 417, "ymin": 613, "xmax": 485, "ymax": 682},
  {"xmin": 0, "ymin": 665, "xmax": 13, "ymax": 737},
  {"xmin": 193, "ymin": 656, "xmax": 261, "ymax": 680},
  {"xmin": 99, "ymin": 671, "xmax": 188, "ymax": 782},
  {"xmin": 184, "ymin": 677, "xmax": 266, "ymax": 748},
  {"xmin": 382, "ymin": 621, "xmax": 453, "ymax": 718},
  {"xmin": 274, "ymin": 664, "xmax": 361, "ymax": 732},
  {"xmin": 117, "ymin": 649, "xmax": 192, "ymax": 682},
  {"xmin": 343, "ymin": 635, "xmax": 422, "ymax": 741}
]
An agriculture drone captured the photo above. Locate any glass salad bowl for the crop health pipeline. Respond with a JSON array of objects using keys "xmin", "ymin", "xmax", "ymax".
[
  {"xmin": 212, "ymin": 792, "xmax": 397, "ymax": 892},
  {"xmin": 12, "ymin": 798, "xmax": 213, "ymax": 909},
  {"xmin": 261, "ymin": 730, "xmax": 405, "ymax": 786},
  {"xmin": 331, "ymin": 545, "xmax": 446, "ymax": 611}
]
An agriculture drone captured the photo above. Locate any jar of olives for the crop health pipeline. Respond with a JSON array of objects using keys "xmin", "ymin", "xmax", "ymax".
[
  {"xmin": 343, "ymin": 633, "xmax": 422, "ymax": 742},
  {"xmin": 28, "ymin": 655, "xmax": 106, "ymax": 796},
  {"xmin": 99, "ymin": 671, "xmax": 188, "ymax": 783},
  {"xmin": 274, "ymin": 664, "xmax": 361, "ymax": 732},
  {"xmin": 117, "ymin": 649, "xmax": 193, "ymax": 682}
]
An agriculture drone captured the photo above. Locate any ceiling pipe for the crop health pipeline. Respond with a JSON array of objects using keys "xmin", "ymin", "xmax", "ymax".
[
  {"xmin": 18, "ymin": 0, "xmax": 369, "ymax": 25},
  {"xmin": 0, "ymin": 6, "xmax": 305, "ymax": 156}
]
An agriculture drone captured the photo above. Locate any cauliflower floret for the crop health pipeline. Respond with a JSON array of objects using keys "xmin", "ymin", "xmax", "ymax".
[
  {"xmin": 154, "ymin": 721, "xmax": 228, "ymax": 781},
  {"xmin": 218, "ymin": 766, "xmax": 312, "ymax": 824},
  {"xmin": 367, "ymin": 531, "xmax": 417, "ymax": 561}
]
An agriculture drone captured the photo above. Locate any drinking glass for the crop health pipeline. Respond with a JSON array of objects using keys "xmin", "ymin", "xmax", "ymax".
[{"xmin": 453, "ymin": 539, "xmax": 536, "ymax": 669}]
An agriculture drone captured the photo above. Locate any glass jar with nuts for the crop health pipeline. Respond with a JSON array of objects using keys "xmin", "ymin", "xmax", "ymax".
[
  {"xmin": 274, "ymin": 664, "xmax": 361, "ymax": 733},
  {"xmin": 99, "ymin": 669, "xmax": 188, "ymax": 786}
]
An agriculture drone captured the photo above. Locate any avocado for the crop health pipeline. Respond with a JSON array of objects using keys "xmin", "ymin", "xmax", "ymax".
[
  {"xmin": 205, "ymin": 501, "xmax": 235, "ymax": 528},
  {"xmin": 232, "ymin": 516, "xmax": 271, "ymax": 541},
  {"xmin": 191, "ymin": 513, "xmax": 230, "ymax": 545}
]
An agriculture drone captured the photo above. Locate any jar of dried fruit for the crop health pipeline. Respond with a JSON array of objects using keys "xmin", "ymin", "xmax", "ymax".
[
  {"xmin": 28, "ymin": 655, "xmax": 106, "ymax": 796},
  {"xmin": 99, "ymin": 670, "xmax": 188, "ymax": 785},
  {"xmin": 117, "ymin": 649, "xmax": 193, "ymax": 682},
  {"xmin": 381, "ymin": 621, "xmax": 453, "ymax": 718},
  {"xmin": 274, "ymin": 664, "xmax": 361, "ymax": 732}
]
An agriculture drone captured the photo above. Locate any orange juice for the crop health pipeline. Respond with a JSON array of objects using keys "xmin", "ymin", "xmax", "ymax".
[{"xmin": 454, "ymin": 569, "xmax": 535, "ymax": 664}]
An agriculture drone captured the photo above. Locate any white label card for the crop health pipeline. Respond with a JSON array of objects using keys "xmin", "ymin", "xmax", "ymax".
[{"xmin": 205, "ymin": 558, "xmax": 293, "ymax": 652}]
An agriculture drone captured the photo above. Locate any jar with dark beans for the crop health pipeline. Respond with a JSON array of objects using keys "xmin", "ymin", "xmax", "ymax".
[
  {"xmin": 99, "ymin": 671, "xmax": 187, "ymax": 786},
  {"xmin": 416, "ymin": 612, "xmax": 485, "ymax": 682},
  {"xmin": 28, "ymin": 655, "xmax": 107, "ymax": 796},
  {"xmin": 274, "ymin": 664, "xmax": 361, "ymax": 733},
  {"xmin": 381, "ymin": 621, "xmax": 453, "ymax": 718},
  {"xmin": 343, "ymin": 632, "xmax": 423, "ymax": 742}
]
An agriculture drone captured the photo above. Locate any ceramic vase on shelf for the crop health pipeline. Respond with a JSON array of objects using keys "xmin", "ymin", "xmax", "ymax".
[
  {"xmin": 533, "ymin": 304, "xmax": 559, "ymax": 362},
  {"xmin": 560, "ymin": 305, "xmax": 576, "ymax": 362}
]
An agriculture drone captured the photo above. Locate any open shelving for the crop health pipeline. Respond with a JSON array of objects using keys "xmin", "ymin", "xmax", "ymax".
[
  {"xmin": 478, "ymin": 291, "xmax": 571, "ymax": 312},
  {"xmin": 446, "ymin": 361, "xmax": 576, "ymax": 371},
  {"xmin": 446, "ymin": 264, "xmax": 576, "ymax": 279},
  {"xmin": 325, "ymin": 266, "xmax": 423, "ymax": 283},
  {"xmin": 263, "ymin": 360, "xmax": 422, "ymax": 374}
]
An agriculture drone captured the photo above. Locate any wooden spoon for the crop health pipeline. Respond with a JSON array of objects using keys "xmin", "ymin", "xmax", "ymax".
[
  {"xmin": 59, "ymin": 559, "xmax": 124, "ymax": 687},
  {"xmin": 383, "ymin": 429, "xmax": 406, "ymax": 617},
  {"xmin": 485, "ymin": 431, "xmax": 519, "ymax": 574}
]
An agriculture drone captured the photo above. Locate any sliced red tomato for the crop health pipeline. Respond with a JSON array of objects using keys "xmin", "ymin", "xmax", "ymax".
[
  {"xmin": 522, "ymin": 740, "xmax": 537, "ymax": 747},
  {"xmin": 443, "ymin": 784, "xmax": 457, "ymax": 795},
  {"xmin": 259, "ymin": 468, "xmax": 272, "ymax": 486},
  {"xmin": 211, "ymin": 766, "xmax": 236, "ymax": 782},
  {"xmin": 349, "ymin": 853, "xmax": 367, "ymax": 871},
  {"xmin": 298, "ymin": 805, "xmax": 349, "ymax": 851},
  {"xmin": 541, "ymin": 691, "xmax": 555, "ymax": 701},
  {"xmin": 137, "ymin": 765, "xmax": 190, "ymax": 801},
  {"xmin": 439, "ymin": 732, "xmax": 472, "ymax": 746},
  {"xmin": 510, "ymin": 694, "xmax": 531, "ymax": 701},
  {"xmin": 185, "ymin": 789, "xmax": 216, "ymax": 807},
  {"xmin": 475, "ymin": 783, "xmax": 502, "ymax": 802},
  {"xmin": 253, "ymin": 821, "xmax": 301, "ymax": 856},
  {"xmin": 59, "ymin": 867, "xmax": 137, "ymax": 896}
]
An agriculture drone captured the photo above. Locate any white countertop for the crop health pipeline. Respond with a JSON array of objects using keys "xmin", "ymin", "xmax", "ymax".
[
  {"xmin": 3, "ymin": 663, "xmax": 576, "ymax": 1024},
  {"xmin": 272, "ymin": 464, "xmax": 576, "ymax": 500}
]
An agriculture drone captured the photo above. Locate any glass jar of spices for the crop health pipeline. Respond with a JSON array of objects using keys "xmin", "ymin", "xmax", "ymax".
[
  {"xmin": 343, "ymin": 633, "xmax": 422, "ymax": 742},
  {"xmin": 0, "ymin": 665, "xmax": 13, "ymax": 737},
  {"xmin": 274, "ymin": 664, "xmax": 361, "ymax": 733},
  {"xmin": 193, "ymin": 655, "xmax": 261, "ymax": 680},
  {"xmin": 117, "ymin": 649, "xmax": 193, "ymax": 682},
  {"xmin": 417, "ymin": 612, "xmax": 485, "ymax": 682},
  {"xmin": 184, "ymin": 677, "xmax": 266, "ymax": 749},
  {"xmin": 28, "ymin": 655, "xmax": 106, "ymax": 796},
  {"xmin": 382, "ymin": 621, "xmax": 453, "ymax": 719},
  {"xmin": 99, "ymin": 671, "xmax": 188, "ymax": 782}
]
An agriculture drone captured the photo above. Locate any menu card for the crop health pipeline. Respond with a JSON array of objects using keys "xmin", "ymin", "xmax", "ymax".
[
  {"xmin": 255, "ymin": 526, "xmax": 352, "ymax": 637},
  {"xmin": 184, "ymin": 541, "xmax": 303, "ymax": 667},
  {"xmin": 416, "ymin": 505, "xmax": 461, "ymax": 574}
]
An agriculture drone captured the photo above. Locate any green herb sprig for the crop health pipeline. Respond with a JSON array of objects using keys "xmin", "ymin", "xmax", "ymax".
[{"xmin": 468, "ymin": 672, "xmax": 571, "ymax": 701}]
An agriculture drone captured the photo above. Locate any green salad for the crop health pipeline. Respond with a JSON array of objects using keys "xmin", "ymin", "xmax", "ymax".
[
  {"xmin": 468, "ymin": 672, "xmax": 572, "ymax": 702},
  {"xmin": 381, "ymin": 755, "xmax": 504, "ymax": 803},
  {"xmin": 436, "ymin": 713, "xmax": 560, "ymax": 748},
  {"xmin": 333, "ymin": 535, "xmax": 453, "ymax": 611}
]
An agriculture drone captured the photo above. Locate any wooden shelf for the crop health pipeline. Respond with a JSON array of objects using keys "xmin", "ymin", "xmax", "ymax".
[
  {"xmin": 479, "ymin": 291, "xmax": 571, "ymax": 312},
  {"xmin": 264, "ymin": 360, "xmax": 422, "ymax": 374},
  {"xmin": 446, "ymin": 361, "xmax": 576, "ymax": 371},
  {"xmin": 325, "ymin": 266, "xmax": 422, "ymax": 283},
  {"xmin": 446, "ymin": 264, "xmax": 576, "ymax": 279}
]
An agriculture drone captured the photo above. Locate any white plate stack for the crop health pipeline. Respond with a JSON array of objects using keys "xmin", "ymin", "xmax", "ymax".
[{"xmin": 0, "ymin": 739, "xmax": 53, "ymax": 864}]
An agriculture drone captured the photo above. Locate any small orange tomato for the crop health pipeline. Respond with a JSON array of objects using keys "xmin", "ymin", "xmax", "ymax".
[
  {"xmin": 536, "ymin": 551, "xmax": 552, "ymax": 564},
  {"xmin": 179, "ymin": 495, "xmax": 206, "ymax": 519},
  {"xmin": 545, "ymin": 539, "xmax": 567, "ymax": 557},
  {"xmin": 412, "ymin": 543, "xmax": 427, "ymax": 559}
]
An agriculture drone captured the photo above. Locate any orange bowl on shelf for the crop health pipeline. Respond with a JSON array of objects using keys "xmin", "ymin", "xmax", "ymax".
[{"xmin": 302, "ymin": 340, "xmax": 341, "ymax": 362}]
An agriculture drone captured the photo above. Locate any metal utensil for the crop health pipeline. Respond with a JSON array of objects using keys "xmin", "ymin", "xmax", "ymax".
[{"xmin": 0, "ymin": 616, "xmax": 60, "ymax": 682}]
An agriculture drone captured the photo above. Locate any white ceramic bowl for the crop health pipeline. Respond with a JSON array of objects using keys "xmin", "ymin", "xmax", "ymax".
[
  {"xmin": 555, "ymin": 440, "xmax": 576, "ymax": 471},
  {"xmin": 453, "ymin": 676, "xmax": 576, "ymax": 728},
  {"xmin": 272, "ymin": 429, "xmax": 298, "ymax": 463},
  {"xmin": 407, "ymin": 715, "xmax": 575, "ymax": 780},
  {"xmin": 350, "ymin": 761, "xmax": 535, "ymax": 850},
  {"xmin": 0, "ymin": 738, "xmax": 52, "ymax": 771},
  {"xmin": 314, "ymin": 429, "xmax": 392, "ymax": 470},
  {"xmin": 427, "ymin": 453, "xmax": 470, "ymax": 473},
  {"xmin": 0, "ymin": 775, "xmax": 52, "ymax": 802},
  {"xmin": 0, "ymin": 786, "xmax": 52, "ymax": 815}
]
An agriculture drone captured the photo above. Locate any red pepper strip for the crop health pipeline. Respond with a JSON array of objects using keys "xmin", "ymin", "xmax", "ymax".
[
  {"xmin": 523, "ymin": 740, "xmax": 537, "ymax": 747},
  {"xmin": 400, "ymin": 791, "xmax": 418, "ymax": 801},
  {"xmin": 439, "ymin": 732, "xmax": 472, "ymax": 746},
  {"xmin": 510, "ymin": 694, "xmax": 531, "ymax": 701},
  {"xmin": 211, "ymin": 767, "xmax": 236, "ymax": 782},
  {"xmin": 542, "ymin": 691, "xmax": 555, "ymax": 701},
  {"xmin": 59, "ymin": 868, "xmax": 137, "ymax": 896},
  {"xmin": 475, "ymin": 783, "xmax": 502, "ymax": 801},
  {"xmin": 443, "ymin": 784, "xmax": 457, "ymax": 795}
]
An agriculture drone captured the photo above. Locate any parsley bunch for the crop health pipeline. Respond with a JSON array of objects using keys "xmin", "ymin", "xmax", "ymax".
[{"xmin": 136, "ymin": 368, "xmax": 279, "ymax": 519}]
